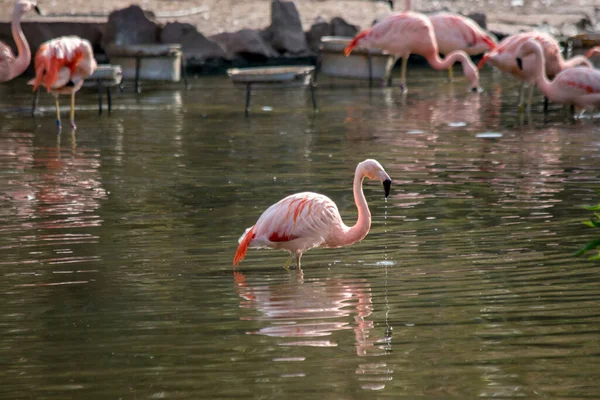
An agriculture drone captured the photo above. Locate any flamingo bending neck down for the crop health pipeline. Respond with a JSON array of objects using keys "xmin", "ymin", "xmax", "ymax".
[
  {"xmin": 28, "ymin": 36, "xmax": 97, "ymax": 130},
  {"xmin": 478, "ymin": 32, "xmax": 593, "ymax": 110},
  {"xmin": 233, "ymin": 159, "xmax": 392, "ymax": 269},
  {"xmin": 344, "ymin": 12, "xmax": 480, "ymax": 92},
  {"xmin": 0, "ymin": 0, "xmax": 41, "ymax": 83},
  {"xmin": 516, "ymin": 39, "xmax": 600, "ymax": 115}
]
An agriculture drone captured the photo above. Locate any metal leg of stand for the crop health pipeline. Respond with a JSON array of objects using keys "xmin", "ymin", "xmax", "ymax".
[
  {"xmin": 245, "ymin": 83, "xmax": 252, "ymax": 117},
  {"xmin": 135, "ymin": 57, "xmax": 142, "ymax": 94},
  {"xmin": 181, "ymin": 56, "xmax": 190, "ymax": 90},
  {"xmin": 32, "ymin": 90, "xmax": 39, "ymax": 116},
  {"xmin": 107, "ymin": 87, "xmax": 112, "ymax": 114},
  {"xmin": 310, "ymin": 81, "xmax": 318, "ymax": 112},
  {"xmin": 367, "ymin": 54, "xmax": 373, "ymax": 88},
  {"xmin": 97, "ymin": 81, "xmax": 103, "ymax": 116}
]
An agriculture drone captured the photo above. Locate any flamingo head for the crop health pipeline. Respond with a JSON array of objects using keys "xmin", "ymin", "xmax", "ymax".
[
  {"xmin": 515, "ymin": 39, "xmax": 544, "ymax": 72},
  {"xmin": 463, "ymin": 61, "xmax": 480, "ymax": 92},
  {"xmin": 358, "ymin": 159, "xmax": 392, "ymax": 198},
  {"xmin": 344, "ymin": 31, "xmax": 370, "ymax": 57},
  {"xmin": 15, "ymin": 0, "xmax": 41, "ymax": 16}
]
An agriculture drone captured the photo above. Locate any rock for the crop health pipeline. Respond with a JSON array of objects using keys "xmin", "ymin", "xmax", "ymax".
[
  {"xmin": 210, "ymin": 29, "xmax": 279, "ymax": 59},
  {"xmin": 467, "ymin": 13, "xmax": 487, "ymax": 30},
  {"xmin": 263, "ymin": 0, "xmax": 309, "ymax": 56},
  {"xmin": 306, "ymin": 21, "xmax": 332, "ymax": 53},
  {"xmin": 331, "ymin": 17, "xmax": 359, "ymax": 37},
  {"xmin": 161, "ymin": 22, "xmax": 226, "ymax": 62},
  {"xmin": 102, "ymin": 5, "xmax": 161, "ymax": 49}
]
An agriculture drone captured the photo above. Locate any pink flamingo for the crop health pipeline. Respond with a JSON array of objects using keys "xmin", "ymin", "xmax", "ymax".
[
  {"xmin": 516, "ymin": 39, "xmax": 600, "ymax": 116},
  {"xmin": 586, "ymin": 46, "xmax": 600, "ymax": 59},
  {"xmin": 478, "ymin": 32, "xmax": 593, "ymax": 109},
  {"xmin": 233, "ymin": 159, "xmax": 392, "ymax": 269},
  {"xmin": 0, "ymin": 0, "xmax": 41, "ymax": 83},
  {"xmin": 429, "ymin": 13, "xmax": 496, "ymax": 80},
  {"xmin": 344, "ymin": 11, "xmax": 480, "ymax": 92},
  {"xmin": 28, "ymin": 35, "xmax": 97, "ymax": 130}
]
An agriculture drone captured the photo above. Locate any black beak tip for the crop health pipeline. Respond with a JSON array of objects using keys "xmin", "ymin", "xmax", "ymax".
[
  {"xmin": 383, "ymin": 179, "xmax": 392, "ymax": 198},
  {"xmin": 34, "ymin": 5, "xmax": 42, "ymax": 15},
  {"xmin": 516, "ymin": 57, "xmax": 523, "ymax": 71},
  {"xmin": 471, "ymin": 87, "xmax": 478, "ymax": 93}
]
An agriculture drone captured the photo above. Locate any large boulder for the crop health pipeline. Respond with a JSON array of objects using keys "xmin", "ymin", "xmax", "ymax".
[
  {"xmin": 102, "ymin": 5, "xmax": 161, "ymax": 49},
  {"xmin": 210, "ymin": 29, "xmax": 279, "ymax": 59},
  {"xmin": 331, "ymin": 17, "xmax": 359, "ymax": 37},
  {"xmin": 160, "ymin": 22, "xmax": 226, "ymax": 62},
  {"xmin": 306, "ymin": 20, "xmax": 332, "ymax": 53},
  {"xmin": 263, "ymin": 0, "xmax": 309, "ymax": 56}
]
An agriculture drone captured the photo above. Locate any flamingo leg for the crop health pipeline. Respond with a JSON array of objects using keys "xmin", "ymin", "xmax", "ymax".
[
  {"xmin": 283, "ymin": 256, "xmax": 292, "ymax": 270},
  {"xmin": 526, "ymin": 85, "xmax": 535, "ymax": 112},
  {"xmin": 70, "ymin": 92, "xmax": 77, "ymax": 130},
  {"xmin": 55, "ymin": 96, "xmax": 61, "ymax": 128},
  {"xmin": 518, "ymin": 82, "xmax": 526, "ymax": 112},
  {"xmin": 448, "ymin": 66, "xmax": 454, "ymax": 81},
  {"xmin": 400, "ymin": 56, "xmax": 409, "ymax": 91},
  {"xmin": 295, "ymin": 253, "xmax": 302, "ymax": 269}
]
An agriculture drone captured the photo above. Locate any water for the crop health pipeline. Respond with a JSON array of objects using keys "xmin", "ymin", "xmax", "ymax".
[{"xmin": 1, "ymin": 68, "xmax": 599, "ymax": 399}]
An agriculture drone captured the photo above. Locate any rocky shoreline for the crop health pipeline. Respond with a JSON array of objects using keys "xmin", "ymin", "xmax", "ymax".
[{"xmin": 0, "ymin": 0, "xmax": 598, "ymax": 75}]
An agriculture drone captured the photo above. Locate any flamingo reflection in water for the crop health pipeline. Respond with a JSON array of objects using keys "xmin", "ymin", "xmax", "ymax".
[{"xmin": 233, "ymin": 270, "xmax": 393, "ymax": 389}]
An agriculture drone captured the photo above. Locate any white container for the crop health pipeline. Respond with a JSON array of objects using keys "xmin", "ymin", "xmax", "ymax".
[
  {"xmin": 318, "ymin": 36, "xmax": 394, "ymax": 80},
  {"xmin": 106, "ymin": 44, "xmax": 182, "ymax": 82}
]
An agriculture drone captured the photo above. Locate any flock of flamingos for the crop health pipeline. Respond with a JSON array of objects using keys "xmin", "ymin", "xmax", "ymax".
[{"xmin": 1, "ymin": 0, "xmax": 599, "ymax": 268}]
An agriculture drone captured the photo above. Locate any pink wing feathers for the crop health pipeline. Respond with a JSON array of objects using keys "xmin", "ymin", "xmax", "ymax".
[{"xmin": 233, "ymin": 193, "xmax": 341, "ymax": 266}]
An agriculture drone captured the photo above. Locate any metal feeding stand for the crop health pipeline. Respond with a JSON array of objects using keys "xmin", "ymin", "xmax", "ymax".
[{"xmin": 227, "ymin": 66, "xmax": 317, "ymax": 117}]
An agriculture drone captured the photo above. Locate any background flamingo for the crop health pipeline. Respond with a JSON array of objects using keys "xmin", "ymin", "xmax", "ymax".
[
  {"xmin": 344, "ymin": 11, "xmax": 480, "ymax": 92},
  {"xmin": 0, "ymin": 0, "xmax": 41, "ymax": 83},
  {"xmin": 516, "ymin": 39, "xmax": 600, "ymax": 116},
  {"xmin": 478, "ymin": 32, "xmax": 593, "ymax": 110},
  {"xmin": 29, "ymin": 35, "xmax": 97, "ymax": 129},
  {"xmin": 233, "ymin": 159, "xmax": 392, "ymax": 269},
  {"xmin": 429, "ymin": 13, "xmax": 496, "ymax": 80}
]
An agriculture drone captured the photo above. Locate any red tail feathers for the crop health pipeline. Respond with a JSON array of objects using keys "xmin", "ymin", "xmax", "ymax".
[
  {"xmin": 233, "ymin": 226, "xmax": 255, "ymax": 266},
  {"xmin": 344, "ymin": 31, "xmax": 369, "ymax": 56},
  {"xmin": 477, "ymin": 53, "xmax": 491, "ymax": 70},
  {"xmin": 482, "ymin": 35, "xmax": 496, "ymax": 51}
]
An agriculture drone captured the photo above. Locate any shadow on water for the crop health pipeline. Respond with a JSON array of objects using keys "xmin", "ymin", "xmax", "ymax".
[{"xmin": 0, "ymin": 68, "xmax": 599, "ymax": 398}]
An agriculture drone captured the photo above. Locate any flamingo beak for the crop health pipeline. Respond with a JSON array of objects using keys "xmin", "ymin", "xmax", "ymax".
[
  {"xmin": 34, "ymin": 5, "xmax": 42, "ymax": 15},
  {"xmin": 383, "ymin": 179, "xmax": 392, "ymax": 198},
  {"xmin": 516, "ymin": 57, "xmax": 523, "ymax": 71}
]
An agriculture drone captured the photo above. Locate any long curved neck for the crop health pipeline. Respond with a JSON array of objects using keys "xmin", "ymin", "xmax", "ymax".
[
  {"xmin": 530, "ymin": 47, "xmax": 552, "ymax": 95},
  {"xmin": 344, "ymin": 170, "xmax": 372, "ymax": 246},
  {"xmin": 427, "ymin": 50, "xmax": 467, "ymax": 72},
  {"xmin": 10, "ymin": 8, "xmax": 31, "ymax": 79}
]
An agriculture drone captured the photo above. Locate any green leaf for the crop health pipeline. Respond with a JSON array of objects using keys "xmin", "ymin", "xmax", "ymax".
[
  {"xmin": 575, "ymin": 238, "xmax": 600, "ymax": 257},
  {"xmin": 582, "ymin": 218, "xmax": 600, "ymax": 228},
  {"xmin": 588, "ymin": 253, "xmax": 600, "ymax": 261},
  {"xmin": 583, "ymin": 204, "xmax": 600, "ymax": 211}
]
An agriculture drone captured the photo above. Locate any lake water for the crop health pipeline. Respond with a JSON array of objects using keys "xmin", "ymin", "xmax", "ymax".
[{"xmin": 1, "ymin": 67, "xmax": 599, "ymax": 399}]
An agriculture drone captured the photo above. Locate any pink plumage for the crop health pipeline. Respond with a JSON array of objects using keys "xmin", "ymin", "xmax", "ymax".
[
  {"xmin": 234, "ymin": 159, "xmax": 392, "ymax": 269},
  {"xmin": 344, "ymin": 11, "xmax": 480, "ymax": 91},
  {"xmin": 28, "ymin": 35, "xmax": 97, "ymax": 129},
  {"xmin": 429, "ymin": 13, "xmax": 496, "ymax": 56}
]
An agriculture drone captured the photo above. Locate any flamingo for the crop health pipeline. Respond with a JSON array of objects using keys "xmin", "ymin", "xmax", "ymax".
[
  {"xmin": 478, "ymin": 32, "xmax": 593, "ymax": 110},
  {"xmin": 429, "ymin": 13, "xmax": 496, "ymax": 80},
  {"xmin": 515, "ymin": 39, "xmax": 600, "ymax": 116},
  {"xmin": 28, "ymin": 36, "xmax": 97, "ymax": 130},
  {"xmin": 344, "ymin": 11, "xmax": 480, "ymax": 92},
  {"xmin": 0, "ymin": 0, "xmax": 41, "ymax": 83},
  {"xmin": 586, "ymin": 46, "xmax": 600, "ymax": 59},
  {"xmin": 233, "ymin": 159, "xmax": 392, "ymax": 269}
]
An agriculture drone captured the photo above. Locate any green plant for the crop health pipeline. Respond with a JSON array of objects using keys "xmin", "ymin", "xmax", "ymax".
[{"xmin": 575, "ymin": 202, "xmax": 600, "ymax": 260}]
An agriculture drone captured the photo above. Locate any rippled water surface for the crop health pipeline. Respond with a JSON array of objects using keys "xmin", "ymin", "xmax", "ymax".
[{"xmin": 1, "ymin": 68, "xmax": 599, "ymax": 399}]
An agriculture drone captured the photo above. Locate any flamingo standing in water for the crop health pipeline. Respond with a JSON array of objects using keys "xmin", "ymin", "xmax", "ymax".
[
  {"xmin": 233, "ymin": 159, "xmax": 392, "ymax": 269},
  {"xmin": 29, "ymin": 36, "xmax": 97, "ymax": 129},
  {"xmin": 344, "ymin": 11, "xmax": 480, "ymax": 92},
  {"xmin": 515, "ymin": 39, "xmax": 600, "ymax": 116},
  {"xmin": 429, "ymin": 13, "xmax": 496, "ymax": 80},
  {"xmin": 478, "ymin": 32, "xmax": 593, "ymax": 110},
  {"xmin": 0, "ymin": 0, "xmax": 41, "ymax": 83}
]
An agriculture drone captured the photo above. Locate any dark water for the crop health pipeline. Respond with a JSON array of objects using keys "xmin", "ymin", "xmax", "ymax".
[{"xmin": 0, "ymin": 68, "xmax": 599, "ymax": 399}]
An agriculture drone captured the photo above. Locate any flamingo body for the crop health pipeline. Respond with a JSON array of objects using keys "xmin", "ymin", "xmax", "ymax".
[
  {"xmin": 517, "ymin": 40, "xmax": 600, "ymax": 112},
  {"xmin": 0, "ymin": 0, "xmax": 40, "ymax": 83},
  {"xmin": 430, "ymin": 13, "xmax": 496, "ymax": 56},
  {"xmin": 29, "ymin": 36, "xmax": 97, "ymax": 129},
  {"xmin": 344, "ymin": 11, "xmax": 480, "ymax": 91},
  {"xmin": 234, "ymin": 159, "xmax": 392, "ymax": 268}
]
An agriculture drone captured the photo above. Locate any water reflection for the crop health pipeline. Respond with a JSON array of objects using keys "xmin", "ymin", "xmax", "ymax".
[{"xmin": 234, "ymin": 269, "xmax": 394, "ymax": 389}]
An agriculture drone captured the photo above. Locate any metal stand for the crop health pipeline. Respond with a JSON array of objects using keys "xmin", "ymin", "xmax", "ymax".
[
  {"xmin": 31, "ymin": 90, "xmax": 39, "ymax": 116},
  {"xmin": 134, "ymin": 57, "xmax": 142, "ymax": 94},
  {"xmin": 245, "ymin": 83, "xmax": 252, "ymax": 118},
  {"xmin": 243, "ymin": 80, "xmax": 318, "ymax": 117}
]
